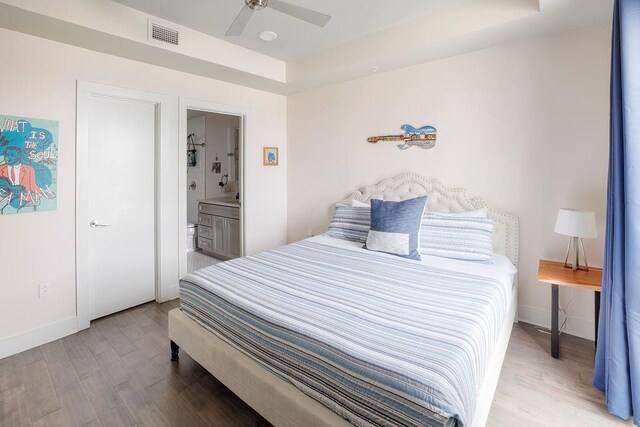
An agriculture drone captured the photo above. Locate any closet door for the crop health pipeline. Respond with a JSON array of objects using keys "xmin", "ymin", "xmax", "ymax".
[{"xmin": 86, "ymin": 94, "xmax": 156, "ymax": 320}]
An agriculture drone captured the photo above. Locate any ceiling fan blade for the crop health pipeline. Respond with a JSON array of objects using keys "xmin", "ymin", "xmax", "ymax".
[
  {"xmin": 225, "ymin": 5, "xmax": 254, "ymax": 36},
  {"xmin": 268, "ymin": 0, "xmax": 331, "ymax": 27}
]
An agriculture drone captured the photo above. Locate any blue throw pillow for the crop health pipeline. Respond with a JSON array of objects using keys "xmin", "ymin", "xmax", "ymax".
[{"xmin": 364, "ymin": 196, "xmax": 428, "ymax": 260}]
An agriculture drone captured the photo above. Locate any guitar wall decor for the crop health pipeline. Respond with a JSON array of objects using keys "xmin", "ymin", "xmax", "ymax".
[{"xmin": 368, "ymin": 124, "xmax": 437, "ymax": 150}]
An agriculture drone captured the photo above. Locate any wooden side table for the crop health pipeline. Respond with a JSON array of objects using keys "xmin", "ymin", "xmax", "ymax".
[{"xmin": 537, "ymin": 259, "xmax": 602, "ymax": 358}]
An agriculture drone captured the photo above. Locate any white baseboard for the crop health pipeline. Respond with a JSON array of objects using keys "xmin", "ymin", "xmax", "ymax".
[
  {"xmin": 518, "ymin": 305, "xmax": 595, "ymax": 341},
  {"xmin": 0, "ymin": 316, "xmax": 78, "ymax": 359}
]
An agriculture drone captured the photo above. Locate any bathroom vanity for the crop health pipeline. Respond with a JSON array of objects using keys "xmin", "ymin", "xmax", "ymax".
[{"xmin": 197, "ymin": 198, "xmax": 240, "ymax": 259}]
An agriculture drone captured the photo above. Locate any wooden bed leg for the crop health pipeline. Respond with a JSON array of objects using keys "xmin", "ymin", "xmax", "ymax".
[{"xmin": 170, "ymin": 340, "xmax": 180, "ymax": 361}]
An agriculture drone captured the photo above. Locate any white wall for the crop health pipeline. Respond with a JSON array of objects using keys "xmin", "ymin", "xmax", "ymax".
[
  {"xmin": 0, "ymin": 27, "xmax": 287, "ymax": 349},
  {"xmin": 287, "ymin": 23, "xmax": 610, "ymax": 340},
  {"xmin": 0, "ymin": 17, "xmax": 609, "ymax": 355},
  {"xmin": 187, "ymin": 115, "xmax": 206, "ymax": 224}
]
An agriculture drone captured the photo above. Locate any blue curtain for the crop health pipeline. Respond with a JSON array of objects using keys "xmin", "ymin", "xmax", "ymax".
[{"xmin": 594, "ymin": 0, "xmax": 640, "ymax": 424}]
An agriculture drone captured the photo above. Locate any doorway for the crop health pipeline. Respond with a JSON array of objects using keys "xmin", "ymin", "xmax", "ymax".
[
  {"xmin": 186, "ymin": 110, "xmax": 241, "ymax": 272},
  {"xmin": 179, "ymin": 98, "xmax": 248, "ymax": 279},
  {"xmin": 76, "ymin": 82, "xmax": 175, "ymax": 329}
]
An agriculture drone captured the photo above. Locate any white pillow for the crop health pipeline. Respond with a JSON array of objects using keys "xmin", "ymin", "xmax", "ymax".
[
  {"xmin": 426, "ymin": 207, "xmax": 487, "ymax": 218},
  {"xmin": 351, "ymin": 199, "xmax": 370, "ymax": 207}
]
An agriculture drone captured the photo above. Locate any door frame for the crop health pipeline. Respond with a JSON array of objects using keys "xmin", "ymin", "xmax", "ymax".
[
  {"xmin": 178, "ymin": 98, "xmax": 249, "ymax": 278},
  {"xmin": 76, "ymin": 81, "xmax": 174, "ymax": 330}
]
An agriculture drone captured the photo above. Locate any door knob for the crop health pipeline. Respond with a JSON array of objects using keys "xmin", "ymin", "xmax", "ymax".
[{"xmin": 90, "ymin": 220, "xmax": 111, "ymax": 228}]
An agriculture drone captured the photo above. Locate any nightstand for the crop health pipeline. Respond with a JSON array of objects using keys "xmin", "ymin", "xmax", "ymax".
[{"xmin": 537, "ymin": 259, "xmax": 602, "ymax": 358}]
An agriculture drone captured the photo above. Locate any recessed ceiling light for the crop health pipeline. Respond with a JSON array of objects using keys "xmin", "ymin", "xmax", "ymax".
[
  {"xmin": 258, "ymin": 30, "xmax": 278, "ymax": 42},
  {"xmin": 370, "ymin": 66, "xmax": 379, "ymax": 73}
]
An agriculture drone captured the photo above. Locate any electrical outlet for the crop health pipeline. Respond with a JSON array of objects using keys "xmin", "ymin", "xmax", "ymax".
[{"xmin": 38, "ymin": 283, "xmax": 52, "ymax": 298}]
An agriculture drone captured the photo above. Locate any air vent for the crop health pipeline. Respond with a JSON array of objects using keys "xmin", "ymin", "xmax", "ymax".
[{"xmin": 150, "ymin": 22, "xmax": 179, "ymax": 46}]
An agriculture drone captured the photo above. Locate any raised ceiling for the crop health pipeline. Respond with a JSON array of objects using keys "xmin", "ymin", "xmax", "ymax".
[
  {"xmin": 0, "ymin": 0, "xmax": 612, "ymax": 94},
  {"xmin": 110, "ymin": 0, "xmax": 466, "ymax": 59}
]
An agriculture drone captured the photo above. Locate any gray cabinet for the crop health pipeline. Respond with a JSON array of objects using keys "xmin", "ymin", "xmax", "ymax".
[
  {"xmin": 211, "ymin": 216, "xmax": 225, "ymax": 256},
  {"xmin": 225, "ymin": 218, "xmax": 241, "ymax": 258},
  {"xmin": 197, "ymin": 202, "xmax": 240, "ymax": 259}
]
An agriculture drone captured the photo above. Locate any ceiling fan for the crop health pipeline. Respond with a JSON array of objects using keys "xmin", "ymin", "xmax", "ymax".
[{"xmin": 226, "ymin": 0, "xmax": 331, "ymax": 36}]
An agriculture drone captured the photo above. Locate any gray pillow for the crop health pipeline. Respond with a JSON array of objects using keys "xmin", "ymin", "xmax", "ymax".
[
  {"xmin": 420, "ymin": 215, "xmax": 494, "ymax": 261},
  {"xmin": 326, "ymin": 205, "xmax": 370, "ymax": 243}
]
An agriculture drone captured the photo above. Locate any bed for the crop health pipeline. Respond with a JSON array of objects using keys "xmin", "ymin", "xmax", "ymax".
[{"xmin": 168, "ymin": 174, "xmax": 519, "ymax": 427}]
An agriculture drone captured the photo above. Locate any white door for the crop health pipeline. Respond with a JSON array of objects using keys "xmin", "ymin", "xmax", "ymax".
[{"xmin": 87, "ymin": 95, "xmax": 156, "ymax": 320}]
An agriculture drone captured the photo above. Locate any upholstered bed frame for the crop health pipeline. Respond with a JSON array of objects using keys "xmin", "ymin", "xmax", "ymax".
[
  {"xmin": 168, "ymin": 174, "xmax": 520, "ymax": 427},
  {"xmin": 338, "ymin": 174, "xmax": 519, "ymax": 268}
]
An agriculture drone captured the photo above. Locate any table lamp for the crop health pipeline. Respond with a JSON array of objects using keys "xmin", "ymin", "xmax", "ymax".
[{"xmin": 554, "ymin": 208, "xmax": 597, "ymax": 271}]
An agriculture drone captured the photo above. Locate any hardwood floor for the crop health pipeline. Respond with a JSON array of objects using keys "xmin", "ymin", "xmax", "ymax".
[
  {"xmin": 490, "ymin": 323, "xmax": 631, "ymax": 426},
  {"xmin": 0, "ymin": 301, "xmax": 630, "ymax": 427}
]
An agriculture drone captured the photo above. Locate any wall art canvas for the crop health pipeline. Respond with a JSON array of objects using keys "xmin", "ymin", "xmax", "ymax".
[
  {"xmin": 368, "ymin": 124, "xmax": 437, "ymax": 150},
  {"xmin": 0, "ymin": 115, "xmax": 58, "ymax": 215},
  {"xmin": 263, "ymin": 147, "xmax": 278, "ymax": 166}
]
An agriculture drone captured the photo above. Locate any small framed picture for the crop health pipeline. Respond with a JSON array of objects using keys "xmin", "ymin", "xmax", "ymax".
[{"xmin": 263, "ymin": 147, "xmax": 279, "ymax": 166}]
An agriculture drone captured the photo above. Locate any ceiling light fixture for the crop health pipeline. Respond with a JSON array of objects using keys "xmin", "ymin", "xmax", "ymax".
[
  {"xmin": 258, "ymin": 30, "xmax": 278, "ymax": 41},
  {"xmin": 370, "ymin": 66, "xmax": 379, "ymax": 73}
]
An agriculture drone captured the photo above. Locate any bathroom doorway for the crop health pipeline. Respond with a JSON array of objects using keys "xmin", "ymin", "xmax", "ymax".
[{"xmin": 186, "ymin": 109, "xmax": 242, "ymax": 272}]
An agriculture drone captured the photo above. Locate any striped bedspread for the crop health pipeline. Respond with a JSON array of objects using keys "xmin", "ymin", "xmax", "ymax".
[{"xmin": 179, "ymin": 239, "xmax": 512, "ymax": 427}]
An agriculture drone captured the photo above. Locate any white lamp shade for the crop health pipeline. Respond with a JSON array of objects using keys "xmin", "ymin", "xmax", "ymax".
[{"xmin": 554, "ymin": 208, "xmax": 598, "ymax": 238}]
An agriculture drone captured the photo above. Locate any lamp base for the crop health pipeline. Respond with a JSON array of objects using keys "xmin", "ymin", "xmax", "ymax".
[
  {"xmin": 563, "ymin": 236, "xmax": 589, "ymax": 271},
  {"xmin": 563, "ymin": 261, "xmax": 589, "ymax": 271}
]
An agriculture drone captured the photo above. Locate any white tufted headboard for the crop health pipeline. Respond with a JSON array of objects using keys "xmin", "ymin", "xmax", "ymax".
[{"xmin": 339, "ymin": 174, "xmax": 520, "ymax": 267}]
